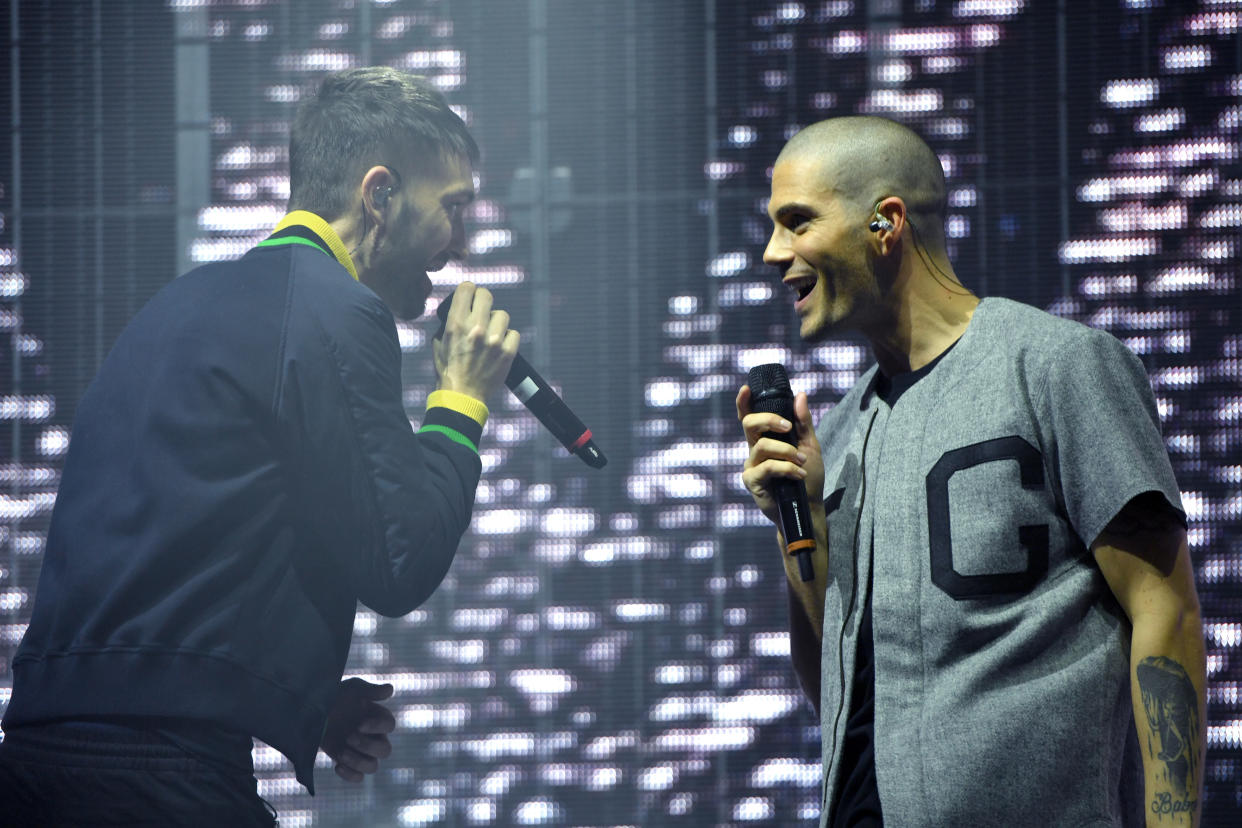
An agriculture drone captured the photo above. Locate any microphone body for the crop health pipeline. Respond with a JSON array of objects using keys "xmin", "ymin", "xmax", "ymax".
[
  {"xmin": 435, "ymin": 298, "xmax": 606, "ymax": 469},
  {"xmin": 747, "ymin": 363, "xmax": 815, "ymax": 582}
]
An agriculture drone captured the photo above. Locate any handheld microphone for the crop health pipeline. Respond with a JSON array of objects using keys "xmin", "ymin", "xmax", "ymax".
[
  {"xmin": 747, "ymin": 363, "xmax": 815, "ymax": 581},
  {"xmin": 435, "ymin": 297, "xmax": 606, "ymax": 469}
]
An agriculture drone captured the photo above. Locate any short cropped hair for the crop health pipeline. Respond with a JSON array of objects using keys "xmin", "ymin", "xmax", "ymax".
[
  {"xmin": 289, "ymin": 67, "xmax": 479, "ymax": 220},
  {"xmin": 781, "ymin": 116, "xmax": 947, "ymax": 249}
]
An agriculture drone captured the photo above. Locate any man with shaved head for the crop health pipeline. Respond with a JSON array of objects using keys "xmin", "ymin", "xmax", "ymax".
[{"xmin": 737, "ymin": 116, "xmax": 1204, "ymax": 826}]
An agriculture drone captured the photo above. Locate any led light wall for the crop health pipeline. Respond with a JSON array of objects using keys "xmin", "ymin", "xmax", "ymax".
[{"xmin": 1, "ymin": 1, "xmax": 1238, "ymax": 826}]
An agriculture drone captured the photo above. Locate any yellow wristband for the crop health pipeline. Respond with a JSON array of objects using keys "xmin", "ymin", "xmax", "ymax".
[{"xmin": 427, "ymin": 389, "xmax": 489, "ymax": 427}]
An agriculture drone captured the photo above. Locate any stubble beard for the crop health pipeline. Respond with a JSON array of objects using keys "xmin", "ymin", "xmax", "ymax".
[{"xmin": 374, "ymin": 242, "xmax": 432, "ymax": 321}]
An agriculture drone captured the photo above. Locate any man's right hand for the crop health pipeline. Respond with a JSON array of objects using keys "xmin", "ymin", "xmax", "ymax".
[
  {"xmin": 433, "ymin": 282, "xmax": 520, "ymax": 402},
  {"xmin": 736, "ymin": 383, "xmax": 825, "ymax": 520},
  {"xmin": 737, "ymin": 382, "xmax": 830, "ymax": 641}
]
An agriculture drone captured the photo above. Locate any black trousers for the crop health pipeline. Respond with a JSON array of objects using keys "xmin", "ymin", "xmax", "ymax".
[{"xmin": 0, "ymin": 722, "xmax": 277, "ymax": 828}]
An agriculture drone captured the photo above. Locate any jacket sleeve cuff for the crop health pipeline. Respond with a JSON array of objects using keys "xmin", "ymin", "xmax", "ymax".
[
  {"xmin": 420, "ymin": 390, "xmax": 488, "ymax": 454},
  {"xmin": 426, "ymin": 389, "xmax": 489, "ymax": 427}
]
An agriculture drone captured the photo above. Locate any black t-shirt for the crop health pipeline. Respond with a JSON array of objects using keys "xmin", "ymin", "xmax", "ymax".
[{"xmin": 831, "ymin": 585, "xmax": 882, "ymax": 827}]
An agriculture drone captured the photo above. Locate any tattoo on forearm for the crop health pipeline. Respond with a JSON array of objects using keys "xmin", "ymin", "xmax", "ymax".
[
  {"xmin": 1137, "ymin": 656, "xmax": 1200, "ymax": 819},
  {"xmin": 1150, "ymin": 792, "xmax": 1196, "ymax": 819}
]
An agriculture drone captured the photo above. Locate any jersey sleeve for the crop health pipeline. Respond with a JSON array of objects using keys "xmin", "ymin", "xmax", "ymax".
[{"xmin": 1039, "ymin": 325, "xmax": 1184, "ymax": 549}]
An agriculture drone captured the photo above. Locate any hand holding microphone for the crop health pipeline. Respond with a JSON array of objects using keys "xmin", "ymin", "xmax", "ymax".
[
  {"xmin": 433, "ymin": 282, "xmax": 521, "ymax": 403},
  {"xmin": 738, "ymin": 364, "xmax": 822, "ymax": 581},
  {"xmin": 434, "ymin": 283, "xmax": 607, "ymax": 469}
]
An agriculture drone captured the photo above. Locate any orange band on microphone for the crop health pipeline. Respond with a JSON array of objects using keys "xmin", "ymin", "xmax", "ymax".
[
  {"xmin": 785, "ymin": 539, "xmax": 816, "ymax": 554},
  {"xmin": 569, "ymin": 429, "xmax": 593, "ymax": 452}
]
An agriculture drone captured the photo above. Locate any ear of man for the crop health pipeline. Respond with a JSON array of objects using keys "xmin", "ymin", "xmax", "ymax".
[
  {"xmin": 359, "ymin": 165, "xmax": 400, "ymax": 224},
  {"xmin": 867, "ymin": 197, "xmax": 912, "ymax": 259}
]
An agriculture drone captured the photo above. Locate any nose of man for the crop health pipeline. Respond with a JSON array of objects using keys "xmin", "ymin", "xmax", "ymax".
[{"xmin": 763, "ymin": 227, "xmax": 794, "ymax": 269}]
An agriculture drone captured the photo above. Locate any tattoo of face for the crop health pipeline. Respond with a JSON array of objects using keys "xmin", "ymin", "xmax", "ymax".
[{"xmin": 1137, "ymin": 656, "xmax": 1200, "ymax": 797}]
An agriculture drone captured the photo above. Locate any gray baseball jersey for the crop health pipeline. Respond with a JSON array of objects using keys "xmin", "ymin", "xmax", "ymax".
[{"xmin": 812, "ymin": 297, "xmax": 1182, "ymax": 827}]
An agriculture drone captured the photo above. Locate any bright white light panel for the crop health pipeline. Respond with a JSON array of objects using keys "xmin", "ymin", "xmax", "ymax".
[{"xmin": 1, "ymin": 0, "xmax": 1238, "ymax": 825}]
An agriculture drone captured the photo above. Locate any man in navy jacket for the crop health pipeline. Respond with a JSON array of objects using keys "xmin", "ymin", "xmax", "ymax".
[{"xmin": 0, "ymin": 67, "xmax": 517, "ymax": 825}]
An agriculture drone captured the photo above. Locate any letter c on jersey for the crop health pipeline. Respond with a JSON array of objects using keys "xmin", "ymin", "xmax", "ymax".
[{"xmin": 925, "ymin": 436, "xmax": 1050, "ymax": 600}]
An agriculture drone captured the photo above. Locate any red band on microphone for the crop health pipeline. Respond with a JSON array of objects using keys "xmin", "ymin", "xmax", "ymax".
[{"xmin": 569, "ymin": 429, "xmax": 593, "ymax": 452}]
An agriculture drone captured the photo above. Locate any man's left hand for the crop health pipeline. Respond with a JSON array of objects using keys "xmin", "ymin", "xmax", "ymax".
[{"xmin": 320, "ymin": 677, "xmax": 397, "ymax": 783}]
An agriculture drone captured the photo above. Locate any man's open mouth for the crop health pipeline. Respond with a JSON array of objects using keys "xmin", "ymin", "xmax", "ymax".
[{"xmin": 786, "ymin": 275, "xmax": 816, "ymax": 302}]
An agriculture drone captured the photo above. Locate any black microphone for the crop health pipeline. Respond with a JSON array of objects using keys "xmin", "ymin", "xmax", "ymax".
[
  {"xmin": 435, "ymin": 296, "xmax": 606, "ymax": 469},
  {"xmin": 747, "ymin": 363, "xmax": 815, "ymax": 582}
]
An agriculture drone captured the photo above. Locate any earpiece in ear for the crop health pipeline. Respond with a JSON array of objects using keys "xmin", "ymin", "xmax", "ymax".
[
  {"xmin": 375, "ymin": 186, "xmax": 393, "ymax": 208},
  {"xmin": 869, "ymin": 203, "xmax": 894, "ymax": 232}
]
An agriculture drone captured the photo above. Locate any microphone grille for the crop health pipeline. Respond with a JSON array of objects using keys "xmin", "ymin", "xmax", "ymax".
[{"xmin": 747, "ymin": 363, "xmax": 791, "ymax": 397}]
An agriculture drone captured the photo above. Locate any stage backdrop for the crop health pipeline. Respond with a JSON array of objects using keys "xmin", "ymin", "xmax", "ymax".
[{"xmin": 2, "ymin": 1, "xmax": 1239, "ymax": 825}]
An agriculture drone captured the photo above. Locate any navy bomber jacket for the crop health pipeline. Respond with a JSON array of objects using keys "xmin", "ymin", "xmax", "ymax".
[{"xmin": 4, "ymin": 212, "xmax": 488, "ymax": 791}]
